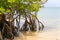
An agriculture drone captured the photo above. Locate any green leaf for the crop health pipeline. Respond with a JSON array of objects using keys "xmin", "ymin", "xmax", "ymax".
[
  {"xmin": 46, "ymin": 0, "xmax": 48, "ymax": 2},
  {"xmin": 7, "ymin": 0, "xmax": 15, "ymax": 3},
  {"xmin": 6, "ymin": 9, "xmax": 11, "ymax": 13},
  {"xmin": 0, "ymin": 7, "xmax": 5, "ymax": 13},
  {"xmin": 32, "ymin": 14, "xmax": 37, "ymax": 18}
]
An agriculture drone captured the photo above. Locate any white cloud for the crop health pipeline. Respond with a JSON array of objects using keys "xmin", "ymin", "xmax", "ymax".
[{"xmin": 44, "ymin": 0, "xmax": 60, "ymax": 7}]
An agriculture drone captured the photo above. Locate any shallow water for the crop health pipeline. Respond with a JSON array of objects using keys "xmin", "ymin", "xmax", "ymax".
[
  {"xmin": 14, "ymin": 21, "xmax": 60, "ymax": 40},
  {"xmin": 13, "ymin": 7, "xmax": 60, "ymax": 40},
  {"xmin": 13, "ymin": 29, "xmax": 60, "ymax": 40}
]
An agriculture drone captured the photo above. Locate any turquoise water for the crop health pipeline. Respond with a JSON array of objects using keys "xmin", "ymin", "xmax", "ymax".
[{"xmin": 38, "ymin": 7, "xmax": 60, "ymax": 19}]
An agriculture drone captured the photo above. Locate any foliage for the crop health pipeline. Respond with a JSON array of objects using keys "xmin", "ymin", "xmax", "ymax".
[
  {"xmin": 0, "ymin": 0, "xmax": 48, "ymax": 32},
  {"xmin": 0, "ymin": 0, "xmax": 48, "ymax": 14}
]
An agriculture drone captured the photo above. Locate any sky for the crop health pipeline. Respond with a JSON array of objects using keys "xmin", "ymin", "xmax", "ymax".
[{"xmin": 44, "ymin": 0, "xmax": 60, "ymax": 7}]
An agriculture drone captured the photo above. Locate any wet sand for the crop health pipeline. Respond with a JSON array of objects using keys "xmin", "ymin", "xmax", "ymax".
[
  {"xmin": 13, "ymin": 29, "xmax": 60, "ymax": 40},
  {"xmin": 13, "ymin": 19, "xmax": 60, "ymax": 40}
]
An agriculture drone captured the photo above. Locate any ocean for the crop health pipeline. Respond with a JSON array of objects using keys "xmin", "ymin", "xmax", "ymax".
[
  {"xmin": 38, "ymin": 7, "xmax": 60, "ymax": 19},
  {"xmin": 38, "ymin": 7, "xmax": 60, "ymax": 31}
]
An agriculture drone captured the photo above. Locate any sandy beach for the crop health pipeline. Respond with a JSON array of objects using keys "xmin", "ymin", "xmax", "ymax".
[{"xmin": 13, "ymin": 18, "xmax": 60, "ymax": 40}]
